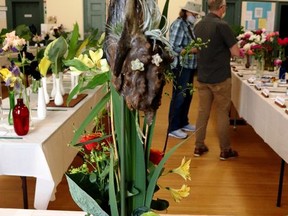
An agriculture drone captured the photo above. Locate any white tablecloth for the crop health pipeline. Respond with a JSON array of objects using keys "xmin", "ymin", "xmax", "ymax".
[
  {"xmin": 0, "ymin": 75, "xmax": 106, "ymax": 209},
  {"xmin": 231, "ymin": 63, "xmax": 288, "ymax": 163},
  {"xmin": 0, "ymin": 209, "xmax": 204, "ymax": 216},
  {"xmin": 0, "ymin": 209, "xmax": 86, "ymax": 216}
]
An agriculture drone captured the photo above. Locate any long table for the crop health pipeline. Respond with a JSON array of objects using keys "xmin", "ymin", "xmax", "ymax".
[
  {"xmin": 0, "ymin": 209, "xmax": 202, "ymax": 216},
  {"xmin": 231, "ymin": 64, "xmax": 288, "ymax": 163},
  {"xmin": 231, "ymin": 63, "xmax": 287, "ymax": 206},
  {"xmin": 0, "ymin": 75, "xmax": 106, "ymax": 210}
]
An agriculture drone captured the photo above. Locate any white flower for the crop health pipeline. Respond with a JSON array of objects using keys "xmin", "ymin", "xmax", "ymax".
[
  {"xmin": 151, "ymin": 53, "xmax": 162, "ymax": 66},
  {"xmin": 131, "ymin": 59, "xmax": 145, "ymax": 71},
  {"xmin": 243, "ymin": 43, "xmax": 251, "ymax": 51}
]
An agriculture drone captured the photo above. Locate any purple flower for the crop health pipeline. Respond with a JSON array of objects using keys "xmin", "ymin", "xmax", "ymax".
[{"xmin": 9, "ymin": 64, "xmax": 21, "ymax": 76}]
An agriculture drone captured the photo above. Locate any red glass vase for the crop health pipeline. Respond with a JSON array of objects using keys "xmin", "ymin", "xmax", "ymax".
[{"xmin": 12, "ymin": 98, "xmax": 30, "ymax": 136}]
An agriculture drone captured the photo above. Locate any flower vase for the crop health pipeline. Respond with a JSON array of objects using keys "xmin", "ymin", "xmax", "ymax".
[
  {"xmin": 12, "ymin": 98, "xmax": 29, "ymax": 136},
  {"xmin": 42, "ymin": 77, "xmax": 50, "ymax": 104},
  {"xmin": 245, "ymin": 55, "xmax": 251, "ymax": 68},
  {"xmin": 59, "ymin": 72, "xmax": 65, "ymax": 96},
  {"xmin": 54, "ymin": 77, "xmax": 64, "ymax": 106},
  {"xmin": 37, "ymin": 87, "xmax": 47, "ymax": 120},
  {"xmin": 255, "ymin": 58, "xmax": 264, "ymax": 79},
  {"xmin": 8, "ymin": 91, "xmax": 15, "ymax": 125},
  {"xmin": 51, "ymin": 74, "xmax": 56, "ymax": 99},
  {"xmin": 279, "ymin": 65, "xmax": 286, "ymax": 83},
  {"xmin": 70, "ymin": 73, "xmax": 79, "ymax": 99},
  {"xmin": 264, "ymin": 51, "xmax": 275, "ymax": 71}
]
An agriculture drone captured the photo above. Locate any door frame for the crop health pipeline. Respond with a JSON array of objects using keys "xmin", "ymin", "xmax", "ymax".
[{"xmin": 6, "ymin": 0, "xmax": 44, "ymax": 31}]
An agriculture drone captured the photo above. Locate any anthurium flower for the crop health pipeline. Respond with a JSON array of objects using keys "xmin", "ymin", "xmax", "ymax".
[
  {"xmin": 149, "ymin": 148, "xmax": 164, "ymax": 165},
  {"xmin": 166, "ymin": 184, "xmax": 190, "ymax": 203},
  {"xmin": 169, "ymin": 157, "xmax": 191, "ymax": 181},
  {"xmin": 38, "ymin": 56, "xmax": 52, "ymax": 77}
]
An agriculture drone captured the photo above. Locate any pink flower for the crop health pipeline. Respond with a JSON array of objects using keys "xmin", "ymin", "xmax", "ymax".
[{"xmin": 274, "ymin": 58, "xmax": 282, "ymax": 66}]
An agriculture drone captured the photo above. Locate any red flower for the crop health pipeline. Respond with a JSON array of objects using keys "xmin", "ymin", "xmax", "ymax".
[
  {"xmin": 278, "ymin": 37, "xmax": 288, "ymax": 46},
  {"xmin": 254, "ymin": 29, "xmax": 263, "ymax": 35},
  {"xmin": 79, "ymin": 132, "xmax": 106, "ymax": 151},
  {"xmin": 149, "ymin": 148, "xmax": 164, "ymax": 165}
]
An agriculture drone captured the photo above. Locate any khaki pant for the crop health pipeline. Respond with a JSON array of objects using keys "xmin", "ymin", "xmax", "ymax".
[{"xmin": 195, "ymin": 78, "xmax": 231, "ymax": 151}]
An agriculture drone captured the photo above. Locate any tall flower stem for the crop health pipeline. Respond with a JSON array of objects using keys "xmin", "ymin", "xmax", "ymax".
[{"xmin": 8, "ymin": 90, "xmax": 15, "ymax": 125}]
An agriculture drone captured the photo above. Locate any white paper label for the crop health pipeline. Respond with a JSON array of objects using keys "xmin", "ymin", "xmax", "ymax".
[{"xmin": 275, "ymin": 96, "xmax": 286, "ymax": 106}]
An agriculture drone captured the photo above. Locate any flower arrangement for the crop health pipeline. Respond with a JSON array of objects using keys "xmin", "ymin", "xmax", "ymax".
[
  {"xmin": 237, "ymin": 29, "xmax": 266, "ymax": 61},
  {"xmin": 0, "ymin": 30, "xmax": 30, "ymax": 96},
  {"xmin": 63, "ymin": 0, "xmax": 196, "ymax": 215},
  {"xmin": 237, "ymin": 29, "xmax": 288, "ymax": 70}
]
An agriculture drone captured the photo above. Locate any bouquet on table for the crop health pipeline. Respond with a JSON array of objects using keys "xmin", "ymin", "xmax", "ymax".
[{"xmin": 237, "ymin": 29, "xmax": 288, "ymax": 71}]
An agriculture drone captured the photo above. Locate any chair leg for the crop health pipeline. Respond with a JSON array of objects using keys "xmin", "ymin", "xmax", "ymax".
[{"xmin": 20, "ymin": 176, "xmax": 28, "ymax": 209}]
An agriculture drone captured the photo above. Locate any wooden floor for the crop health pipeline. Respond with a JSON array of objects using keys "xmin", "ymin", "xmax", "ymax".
[{"xmin": 0, "ymin": 81, "xmax": 288, "ymax": 215}]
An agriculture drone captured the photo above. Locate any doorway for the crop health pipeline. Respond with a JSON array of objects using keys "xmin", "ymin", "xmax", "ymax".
[
  {"xmin": 83, "ymin": 0, "xmax": 106, "ymax": 38},
  {"xmin": 6, "ymin": 0, "xmax": 44, "ymax": 34},
  {"xmin": 279, "ymin": 4, "xmax": 288, "ymax": 38}
]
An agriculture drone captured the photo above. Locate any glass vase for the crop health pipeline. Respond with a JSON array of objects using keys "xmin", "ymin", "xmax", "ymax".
[
  {"xmin": 255, "ymin": 58, "xmax": 264, "ymax": 79},
  {"xmin": 8, "ymin": 91, "xmax": 15, "ymax": 125},
  {"xmin": 12, "ymin": 98, "xmax": 30, "ymax": 136},
  {"xmin": 279, "ymin": 65, "xmax": 286, "ymax": 83},
  {"xmin": 264, "ymin": 51, "xmax": 275, "ymax": 71},
  {"xmin": 245, "ymin": 54, "xmax": 251, "ymax": 68}
]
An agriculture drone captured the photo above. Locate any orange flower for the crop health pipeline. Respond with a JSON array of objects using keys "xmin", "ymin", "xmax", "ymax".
[
  {"xmin": 149, "ymin": 148, "xmax": 164, "ymax": 165},
  {"xmin": 79, "ymin": 132, "xmax": 104, "ymax": 151}
]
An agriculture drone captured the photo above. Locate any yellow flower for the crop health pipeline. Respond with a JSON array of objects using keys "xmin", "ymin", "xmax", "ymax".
[
  {"xmin": 89, "ymin": 49, "xmax": 103, "ymax": 65},
  {"xmin": 38, "ymin": 56, "xmax": 51, "ymax": 77},
  {"xmin": 77, "ymin": 53, "xmax": 94, "ymax": 68},
  {"xmin": 167, "ymin": 184, "xmax": 190, "ymax": 203},
  {"xmin": 98, "ymin": 59, "xmax": 110, "ymax": 72},
  {"xmin": 170, "ymin": 157, "xmax": 191, "ymax": 181},
  {"xmin": 0, "ymin": 68, "xmax": 11, "ymax": 80}
]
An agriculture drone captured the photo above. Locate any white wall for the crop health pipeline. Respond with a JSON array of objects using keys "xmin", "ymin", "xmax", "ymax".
[
  {"xmin": 46, "ymin": 0, "xmax": 84, "ymax": 38},
  {"xmin": 158, "ymin": 0, "xmax": 203, "ymax": 25},
  {"xmin": 0, "ymin": 0, "xmax": 6, "ymax": 29},
  {"xmin": 0, "ymin": 0, "xmax": 199, "ymax": 37}
]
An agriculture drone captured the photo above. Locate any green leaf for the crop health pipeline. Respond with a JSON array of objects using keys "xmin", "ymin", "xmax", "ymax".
[
  {"xmin": 66, "ymin": 174, "xmax": 109, "ymax": 216},
  {"xmin": 66, "ymin": 23, "xmax": 80, "ymax": 60},
  {"xmin": 80, "ymin": 72, "xmax": 110, "ymax": 91},
  {"xmin": 159, "ymin": 0, "xmax": 170, "ymax": 29},
  {"xmin": 64, "ymin": 59, "xmax": 91, "ymax": 71},
  {"xmin": 71, "ymin": 91, "xmax": 111, "ymax": 145},
  {"xmin": 109, "ymin": 149, "xmax": 119, "ymax": 216},
  {"xmin": 44, "ymin": 36, "xmax": 68, "ymax": 62},
  {"xmin": 66, "ymin": 80, "xmax": 81, "ymax": 106}
]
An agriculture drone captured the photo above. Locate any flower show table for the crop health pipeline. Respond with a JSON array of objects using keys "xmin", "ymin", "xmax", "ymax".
[
  {"xmin": 231, "ymin": 63, "xmax": 287, "ymax": 206},
  {"xmin": 0, "ymin": 209, "xmax": 207, "ymax": 216},
  {"xmin": 0, "ymin": 81, "xmax": 105, "ymax": 210}
]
